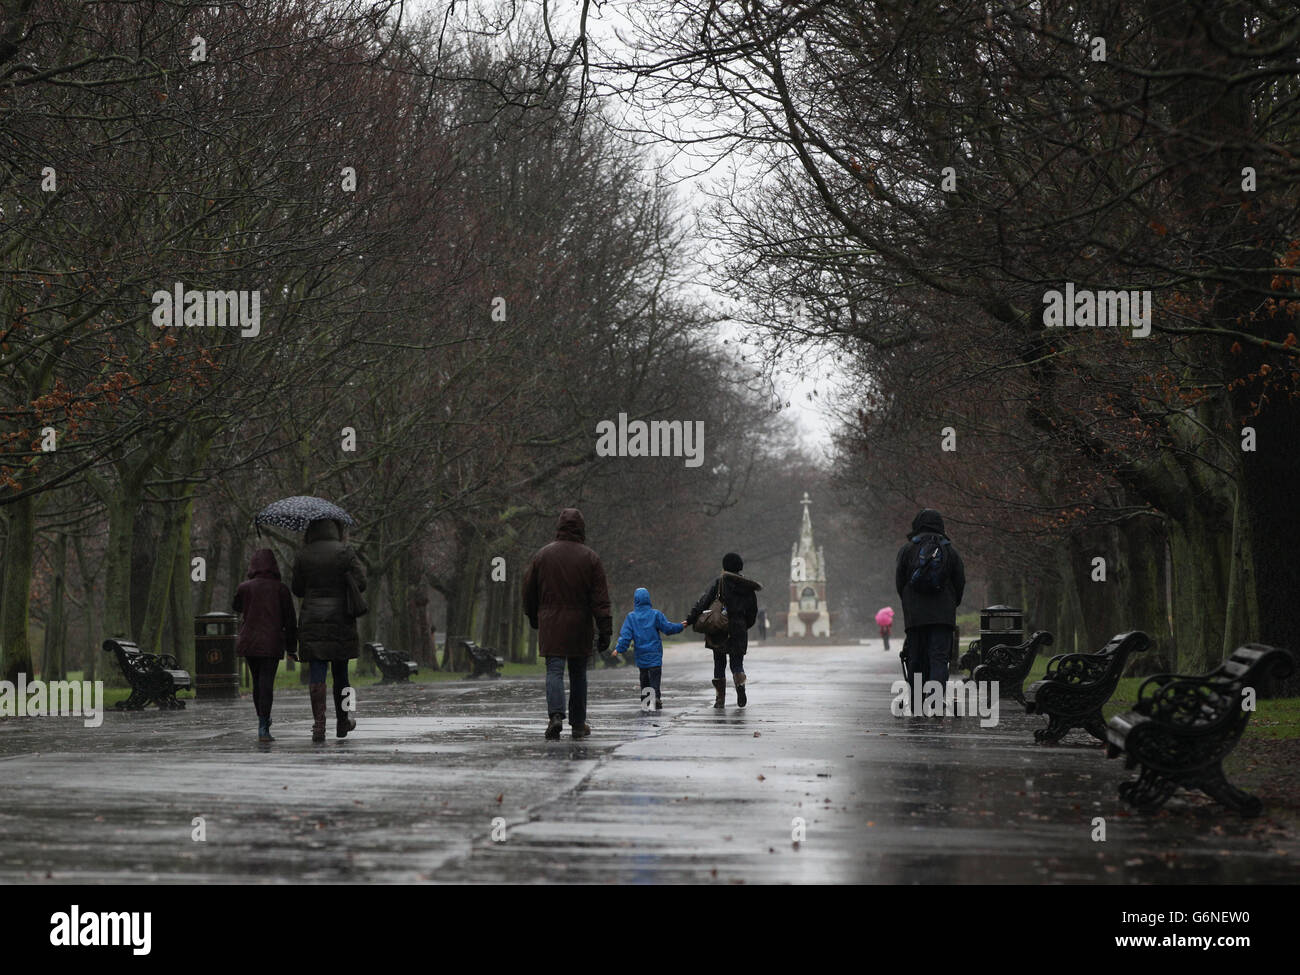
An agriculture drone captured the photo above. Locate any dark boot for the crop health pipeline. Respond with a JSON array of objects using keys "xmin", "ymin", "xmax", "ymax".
[
  {"xmin": 712, "ymin": 678, "xmax": 725, "ymax": 708},
  {"xmin": 734, "ymin": 672, "xmax": 747, "ymax": 708},
  {"xmin": 309, "ymin": 684, "xmax": 327, "ymax": 742},
  {"xmin": 334, "ymin": 685, "xmax": 356, "ymax": 738},
  {"xmin": 571, "ymin": 723, "xmax": 591, "ymax": 740},
  {"xmin": 545, "ymin": 713, "xmax": 564, "ymax": 740},
  {"xmin": 258, "ymin": 715, "xmax": 274, "ymax": 743}
]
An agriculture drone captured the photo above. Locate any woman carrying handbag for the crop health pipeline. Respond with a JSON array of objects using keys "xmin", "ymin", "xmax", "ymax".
[{"xmin": 685, "ymin": 553, "xmax": 762, "ymax": 709}]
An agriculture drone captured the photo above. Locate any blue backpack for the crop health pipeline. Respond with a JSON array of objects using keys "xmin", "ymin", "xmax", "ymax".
[{"xmin": 908, "ymin": 535, "xmax": 951, "ymax": 594}]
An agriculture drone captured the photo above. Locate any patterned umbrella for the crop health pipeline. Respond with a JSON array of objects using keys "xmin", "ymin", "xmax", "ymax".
[{"xmin": 254, "ymin": 496, "xmax": 355, "ymax": 534}]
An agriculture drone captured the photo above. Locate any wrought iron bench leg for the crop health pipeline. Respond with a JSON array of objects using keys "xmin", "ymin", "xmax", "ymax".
[
  {"xmin": 1034, "ymin": 714, "xmax": 1070, "ymax": 743},
  {"xmin": 1081, "ymin": 711, "xmax": 1108, "ymax": 743},
  {"xmin": 1195, "ymin": 765, "xmax": 1263, "ymax": 817},
  {"xmin": 120, "ymin": 686, "xmax": 148, "ymax": 710},
  {"xmin": 1119, "ymin": 765, "xmax": 1177, "ymax": 811}
]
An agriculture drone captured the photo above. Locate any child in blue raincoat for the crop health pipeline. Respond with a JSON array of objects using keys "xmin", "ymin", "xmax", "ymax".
[{"xmin": 611, "ymin": 587, "xmax": 684, "ymax": 710}]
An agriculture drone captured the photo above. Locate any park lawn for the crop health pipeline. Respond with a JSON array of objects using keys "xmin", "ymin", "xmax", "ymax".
[
  {"xmin": 1018, "ymin": 656, "xmax": 1300, "ymax": 742},
  {"xmin": 52, "ymin": 659, "xmax": 550, "ymax": 710}
]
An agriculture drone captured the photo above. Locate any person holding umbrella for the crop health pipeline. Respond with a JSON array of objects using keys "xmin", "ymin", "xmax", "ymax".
[
  {"xmin": 257, "ymin": 498, "xmax": 366, "ymax": 743},
  {"xmin": 292, "ymin": 517, "xmax": 366, "ymax": 742},
  {"xmin": 875, "ymin": 606, "xmax": 894, "ymax": 653}
]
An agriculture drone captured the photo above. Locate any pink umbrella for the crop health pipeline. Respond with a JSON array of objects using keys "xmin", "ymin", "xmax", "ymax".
[{"xmin": 875, "ymin": 607, "xmax": 894, "ymax": 627}]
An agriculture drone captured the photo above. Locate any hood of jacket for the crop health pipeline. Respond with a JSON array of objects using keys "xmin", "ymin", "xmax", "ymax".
[
  {"xmin": 910, "ymin": 509, "xmax": 946, "ymax": 538},
  {"xmin": 633, "ymin": 587, "xmax": 652, "ymax": 607},
  {"xmin": 305, "ymin": 518, "xmax": 342, "ymax": 544},
  {"xmin": 247, "ymin": 548, "xmax": 281, "ymax": 580},
  {"xmin": 555, "ymin": 508, "xmax": 586, "ymax": 543},
  {"xmin": 722, "ymin": 570, "xmax": 762, "ymax": 592}
]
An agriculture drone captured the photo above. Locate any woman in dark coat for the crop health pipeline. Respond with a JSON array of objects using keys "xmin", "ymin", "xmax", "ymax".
[
  {"xmin": 686, "ymin": 552, "xmax": 762, "ymax": 709},
  {"xmin": 233, "ymin": 549, "xmax": 297, "ymax": 742},
  {"xmin": 292, "ymin": 518, "xmax": 366, "ymax": 742}
]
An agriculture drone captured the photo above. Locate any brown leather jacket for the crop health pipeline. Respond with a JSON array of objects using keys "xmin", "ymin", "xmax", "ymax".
[{"xmin": 523, "ymin": 508, "xmax": 613, "ymax": 658}]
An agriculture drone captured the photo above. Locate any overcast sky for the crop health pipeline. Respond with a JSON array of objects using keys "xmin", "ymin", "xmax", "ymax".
[{"xmin": 403, "ymin": 0, "xmax": 842, "ymax": 454}]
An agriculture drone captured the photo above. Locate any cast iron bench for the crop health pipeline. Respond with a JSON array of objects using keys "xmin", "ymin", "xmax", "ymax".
[
  {"xmin": 103, "ymin": 638, "xmax": 191, "ymax": 710},
  {"xmin": 461, "ymin": 640, "xmax": 504, "ymax": 679},
  {"xmin": 1106, "ymin": 644, "xmax": 1295, "ymax": 816},
  {"xmin": 958, "ymin": 638, "xmax": 982, "ymax": 679},
  {"xmin": 970, "ymin": 630, "xmax": 1054, "ymax": 706},
  {"xmin": 1024, "ymin": 630, "xmax": 1151, "ymax": 743},
  {"xmin": 366, "ymin": 642, "xmax": 418, "ymax": 683}
]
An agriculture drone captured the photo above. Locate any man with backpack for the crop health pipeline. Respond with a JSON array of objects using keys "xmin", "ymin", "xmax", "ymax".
[{"xmin": 895, "ymin": 509, "xmax": 966, "ymax": 692}]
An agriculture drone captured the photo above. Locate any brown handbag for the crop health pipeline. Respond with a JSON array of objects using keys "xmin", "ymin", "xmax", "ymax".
[{"xmin": 692, "ymin": 576, "xmax": 729, "ymax": 637}]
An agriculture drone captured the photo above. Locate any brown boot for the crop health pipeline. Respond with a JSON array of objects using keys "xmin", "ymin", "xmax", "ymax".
[
  {"xmin": 712, "ymin": 679, "xmax": 725, "ymax": 709},
  {"xmin": 734, "ymin": 672, "xmax": 747, "ymax": 708},
  {"xmin": 309, "ymin": 684, "xmax": 327, "ymax": 742}
]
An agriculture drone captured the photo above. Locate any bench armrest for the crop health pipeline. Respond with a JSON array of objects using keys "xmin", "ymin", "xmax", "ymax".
[
  {"xmin": 1136, "ymin": 677, "xmax": 1234, "ymax": 726},
  {"xmin": 1042, "ymin": 651, "xmax": 1109, "ymax": 685}
]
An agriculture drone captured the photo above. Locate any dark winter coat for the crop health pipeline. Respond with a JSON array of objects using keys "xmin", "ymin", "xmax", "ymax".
[
  {"xmin": 523, "ymin": 508, "xmax": 613, "ymax": 658},
  {"xmin": 687, "ymin": 570, "xmax": 762, "ymax": 654},
  {"xmin": 895, "ymin": 509, "xmax": 966, "ymax": 630},
  {"xmin": 233, "ymin": 549, "xmax": 297, "ymax": 658},
  {"xmin": 292, "ymin": 519, "xmax": 366, "ymax": 661}
]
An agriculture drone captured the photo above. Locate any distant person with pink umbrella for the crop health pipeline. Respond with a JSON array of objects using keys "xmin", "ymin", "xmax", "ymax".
[{"xmin": 875, "ymin": 606, "xmax": 894, "ymax": 653}]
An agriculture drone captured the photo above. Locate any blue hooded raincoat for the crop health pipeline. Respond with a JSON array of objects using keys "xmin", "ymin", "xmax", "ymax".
[{"xmin": 614, "ymin": 588, "xmax": 683, "ymax": 668}]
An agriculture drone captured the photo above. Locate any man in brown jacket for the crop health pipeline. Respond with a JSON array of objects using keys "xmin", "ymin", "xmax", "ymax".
[{"xmin": 523, "ymin": 508, "xmax": 613, "ymax": 740}]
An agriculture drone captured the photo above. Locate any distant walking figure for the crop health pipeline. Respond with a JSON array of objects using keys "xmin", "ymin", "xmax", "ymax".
[
  {"xmin": 895, "ymin": 509, "xmax": 965, "ymax": 690},
  {"xmin": 233, "ymin": 549, "xmax": 297, "ymax": 742},
  {"xmin": 523, "ymin": 508, "xmax": 613, "ymax": 740},
  {"xmin": 875, "ymin": 606, "xmax": 895, "ymax": 653},
  {"xmin": 293, "ymin": 518, "xmax": 366, "ymax": 742},
  {"xmin": 686, "ymin": 553, "xmax": 761, "ymax": 708}
]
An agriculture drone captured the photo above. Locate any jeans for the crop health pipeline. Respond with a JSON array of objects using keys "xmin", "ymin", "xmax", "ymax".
[
  {"xmin": 638, "ymin": 666, "xmax": 662, "ymax": 702},
  {"xmin": 246, "ymin": 657, "xmax": 279, "ymax": 718},
  {"xmin": 308, "ymin": 659, "xmax": 351, "ymax": 717},
  {"xmin": 545, "ymin": 655, "xmax": 589, "ymax": 726},
  {"xmin": 905, "ymin": 625, "xmax": 952, "ymax": 685},
  {"xmin": 712, "ymin": 650, "xmax": 744, "ymax": 680}
]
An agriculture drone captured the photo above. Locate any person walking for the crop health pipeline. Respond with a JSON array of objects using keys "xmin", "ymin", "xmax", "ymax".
[
  {"xmin": 875, "ymin": 606, "xmax": 895, "ymax": 653},
  {"xmin": 895, "ymin": 509, "xmax": 965, "ymax": 693},
  {"xmin": 523, "ymin": 508, "xmax": 613, "ymax": 740},
  {"xmin": 686, "ymin": 553, "xmax": 761, "ymax": 709},
  {"xmin": 292, "ymin": 518, "xmax": 366, "ymax": 742},
  {"xmin": 233, "ymin": 549, "xmax": 297, "ymax": 742},
  {"xmin": 610, "ymin": 587, "xmax": 685, "ymax": 710}
]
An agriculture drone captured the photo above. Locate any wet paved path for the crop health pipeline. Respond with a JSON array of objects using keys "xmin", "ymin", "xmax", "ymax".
[{"xmin": 1, "ymin": 643, "xmax": 1294, "ymax": 883}]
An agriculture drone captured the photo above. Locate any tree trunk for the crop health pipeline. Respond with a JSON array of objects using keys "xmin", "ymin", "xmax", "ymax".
[
  {"xmin": 140, "ymin": 503, "xmax": 180, "ymax": 654},
  {"xmin": 41, "ymin": 531, "xmax": 69, "ymax": 681},
  {"xmin": 1117, "ymin": 514, "xmax": 1172, "ymax": 676},
  {"xmin": 198, "ymin": 529, "xmax": 220, "ymax": 616},
  {"xmin": 102, "ymin": 475, "xmax": 146, "ymax": 640},
  {"xmin": 0, "ymin": 495, "xmax": 39, "ymax": 684},
  {"xmin": 1166, "ymin": 506, "xmax": 1233, "ymax": 674}
]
